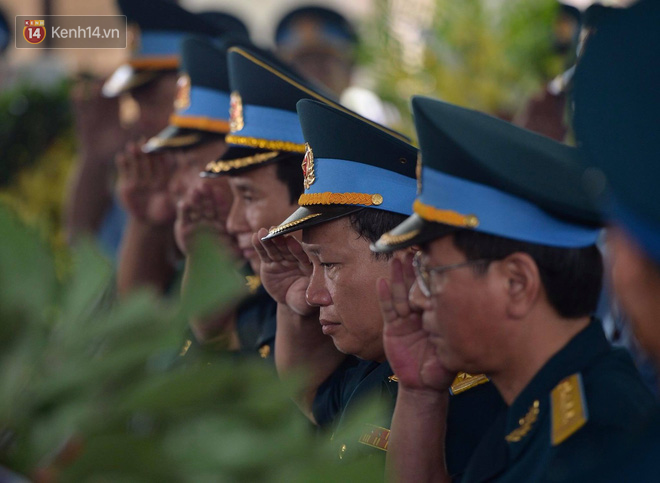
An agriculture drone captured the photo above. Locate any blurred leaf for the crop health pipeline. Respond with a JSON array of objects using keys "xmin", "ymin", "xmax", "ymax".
[
  {"xmin": 179, "ymin": 232, "xmax": 246, "ymax": 319},
  {"xmin": 60, "ymin": 239, "xmax": 113, "ymax": 325},
  {"xmin": 0, "ymin": 193, "xmax": 396, "ymax": 482},
  {"xmin": 0, "ymin": 207, "xmax": 57, "ymax": 326}
]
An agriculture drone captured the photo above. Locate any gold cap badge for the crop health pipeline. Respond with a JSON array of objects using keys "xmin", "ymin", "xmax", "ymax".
[
  {"xmin": 229, "ymin": 91, "xmax": 244, "ymax": 132},
  {"xmin": 174, "ymin": 74, "xmax": 191, "ymax": 111},
  {"xmin": 302, "ymin": 142, "xmax": 316, "ymax": 190}
]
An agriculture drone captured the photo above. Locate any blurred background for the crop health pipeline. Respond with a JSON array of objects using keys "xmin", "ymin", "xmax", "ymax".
[{"xmin": 0, "ymin": 0, "xmax": 596, "ymax": 256}]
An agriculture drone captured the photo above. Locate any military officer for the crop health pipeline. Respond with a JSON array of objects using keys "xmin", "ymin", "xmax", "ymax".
[
  {"xmin": 138, "ymin": 35, "xmax": 240, "ymax": 261},
  {"xmin": 122, "ymin": 36, "xmax": 238, "ymax": 354},
  {"xmin": 68, "ymin": 0, "xmax": 244, "ymax": 257},
  {"xmin": 574, "ymin": 0, "xmax": 660, "ymax": 370},
  {"xmin": 112, "ymin": 5, "xmax": 248, "ymax": 296},
  {"xmin": 371, "ymin": 96, "xmax": 656, "ymax": 482},
  {"xmin": 74, "ymin": 0, "xmax": 246, "ymax": 268},
  {"xmin": 274, "ymin": 5, "xmax": 357, "ymax": 98},
  {"xmin": 253, "ymin": 99, "xmax": 505, "ymax": 470},
  {"xmin": 102, "ymin": 0, "xmax": 246, "ymax": 101},
  {"xmin": 200, "ymin": 46, "xmax": 344, "ymax": 359},
  {"xmin": 572, "ymin": 0, "xmax": 660, "ymax": 480}
]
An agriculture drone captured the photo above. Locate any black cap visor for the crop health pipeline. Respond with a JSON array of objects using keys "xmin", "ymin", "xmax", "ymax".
[
  {"xmin": 102, "ymin": 64, "xmax": 163, "ymax": 98},
  {"xmin": 263, "ymin": 204, "xmax": 365, "ymax": 240},
  {"xmin": 371, "ymin": 213, "xmax": 457, "ymax": 253},
  {"xmin": 202, "ymin": 146, "xmax": 302, "ymax": 177},
  {"xmin": 142, "ymin": 125, "xmax": 207, "ymax": 153}
]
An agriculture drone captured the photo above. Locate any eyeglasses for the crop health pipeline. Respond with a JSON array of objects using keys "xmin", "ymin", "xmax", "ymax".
[{"xmin": 412, "ymin": 251, "xmax": 492, "ymax": 297}]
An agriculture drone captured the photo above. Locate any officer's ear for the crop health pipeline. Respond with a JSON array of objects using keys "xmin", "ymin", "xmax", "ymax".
[{"xmin": 498, "ymin": 252, "xmax": 541, "ymax": 320}]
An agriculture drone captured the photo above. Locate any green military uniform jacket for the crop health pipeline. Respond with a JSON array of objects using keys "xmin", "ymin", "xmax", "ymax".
[
  {"xmin": 577, "ymin": 408, "xmax": 660, "ymax": 482},
  {"xmin": 314, "ymin": 357, "xmax": 505, "ymax": 477},
  {"xmin": 459, "ymin": 321, "xmax": 655, "ymax": 482}
]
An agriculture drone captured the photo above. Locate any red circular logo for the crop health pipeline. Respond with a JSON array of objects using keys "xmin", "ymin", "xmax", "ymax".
[{"xmin": 23, "ymin": 25, "xmax": 46, "ymax": 44}]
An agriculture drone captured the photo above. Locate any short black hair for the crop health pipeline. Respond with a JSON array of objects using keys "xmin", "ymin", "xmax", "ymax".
[
  {"xmin": 450, "ymin": 229, "xmax": 603, "ymax": 319},
  {"xmin": 349, "ymin": 209, "xmax": 408, "ymax": 260},
  {"xmin": 274, "ymin": 153, "xmax": 304, "ymax": 204}
]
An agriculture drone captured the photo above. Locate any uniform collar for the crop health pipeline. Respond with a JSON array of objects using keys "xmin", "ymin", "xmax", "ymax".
[{"xmin": 465, "ymin": 320, "xmax": 610, "ymax": 482}]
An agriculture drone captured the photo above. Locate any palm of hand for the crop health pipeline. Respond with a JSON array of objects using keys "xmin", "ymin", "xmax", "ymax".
[
  {"xmin": 253, "ymin": 229, "xmax": 316, "ymax": 317},
  {"xmin": 383, "ymin": 312, "xmax": 453, "ymax": 391},
  {"xmin": 282, "ymin": 271, "xmax": 312, "ymax": 315},
  {"xmin": 143, "ymin": 191, "xmax": 175, "ymax": 226},
  {"xmin": 116, "ymin": 143, "xmax": 176, "ymax": 226},
  {"xmin": 378, "ymin": 255, "xmax": 456, "ymax": 392},
  {"xmin": 175, "ymin": 179, "xmax": 235, "ymax": 256}
]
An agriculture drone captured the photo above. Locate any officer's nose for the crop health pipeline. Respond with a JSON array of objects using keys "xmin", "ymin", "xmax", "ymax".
[{"xmin": 306, "ymin": 267, "xmax": 332, "ymax": 307}]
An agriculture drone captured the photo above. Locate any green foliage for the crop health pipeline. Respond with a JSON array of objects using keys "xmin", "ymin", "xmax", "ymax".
[
  {"xmin": 0, "ymin": 80, "xmax": 73, "ymax": 188},
  {"xmin": 0, "ymin": 211, "xmax": 386, "ymax": 481},
  {"xmin": 0, "ymin": 80, "xmax": 77, "ymax": 275},
  {"xmin": 360, "ymin": 0, "xmax": 563, "ymax": 136},
  {"xmin": 178, "ymin": 234, "xmax": 247, "ymax": 320}
]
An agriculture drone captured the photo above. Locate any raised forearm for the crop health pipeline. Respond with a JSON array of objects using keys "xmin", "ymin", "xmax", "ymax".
[
  {"xmin": 388, "ymin": 387, "xmax": 451, "ymax": 483},
  {"xmin": 117, "ymin": 218, "xmax": 177, "ymax": 297},
  {"xmin": 65, "ymin": 152, "xmax": 114, "ymax": 244}
]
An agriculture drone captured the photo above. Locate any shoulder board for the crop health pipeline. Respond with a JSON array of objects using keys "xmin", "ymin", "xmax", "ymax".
[
  {"xmin": 358, "ymin": 424, "xmax": 390, "ymax": 452},
  {"xmin": 551, "ymin": 373, "xmax": 588, "ymax": 446},
  {"xmin": 450, "ymin": 372, "xmax": 490, "ymax": 395}
]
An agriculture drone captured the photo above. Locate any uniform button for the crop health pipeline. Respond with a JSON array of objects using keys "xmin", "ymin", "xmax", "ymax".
[{"xmin": 339, "ymin": 443, "xmax": 347, "ymax": 460}]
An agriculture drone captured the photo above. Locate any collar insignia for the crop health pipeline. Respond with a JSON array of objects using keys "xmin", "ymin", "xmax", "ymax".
[
  {"xmin": 449, "ymin": 372, "xmax": 489, "ymax": 395},
  {"xmin": 230, "ymin": 91, "xmax": 244, "ymax": 132},
  {"xmin": 302, "ymin": 142, "xmax": 316, "ymax": 190},
  {"xmin": 173, "ymin": 74, "xmax": 191, "ymax": 111},
  {"xmin": 505, "ymin": 400, "xmax": 540, "ymax": 443}
]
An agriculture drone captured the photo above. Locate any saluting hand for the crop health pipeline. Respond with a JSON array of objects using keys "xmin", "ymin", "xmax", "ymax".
[
  {"xmin": 253, "ymin": 228, "xmax": 317, "ymax": 317},
  {"xmin": 174, "ymin": 177, "xmax": 237, "ymax": 257},
  {"xmin": 116, "ymin": 141, "xmax": 177, "ymax": 226},
  {"xmin": 377, "ymin": 252, "xmax": 455, "ymax": 392}
]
